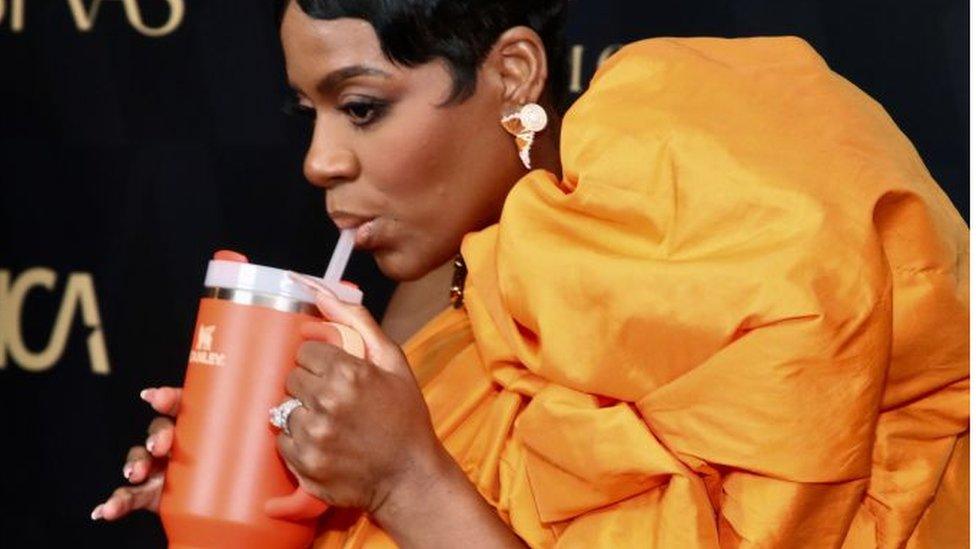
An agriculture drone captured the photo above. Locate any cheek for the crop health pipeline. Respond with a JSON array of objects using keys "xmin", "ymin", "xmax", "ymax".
[
  {"xmin": 355, "ymin": 95, "xmax": 512, "ymax": 279},
  {"xmin": 369, "ymin": 117, "xmax": 443, "ymax": 198},
  {"xmin": 366, "ymin": 102, "xmax": 490, "ymax": 221}
]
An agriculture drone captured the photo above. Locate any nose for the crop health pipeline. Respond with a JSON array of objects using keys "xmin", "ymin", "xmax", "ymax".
[{"xmin": 303, "ymin": 121, "xmax": 360, "ymax": 190}]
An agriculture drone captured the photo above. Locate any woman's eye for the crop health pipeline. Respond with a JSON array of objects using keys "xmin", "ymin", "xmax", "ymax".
[{"xmin": 339, "ymin": 101, "xmax": 386, "ymax": 127}]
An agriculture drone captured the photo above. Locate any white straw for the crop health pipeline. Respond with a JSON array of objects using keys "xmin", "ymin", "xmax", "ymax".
[{"xmin": 323, "ymin": 228, "xmax": 356, "ymax": 284}]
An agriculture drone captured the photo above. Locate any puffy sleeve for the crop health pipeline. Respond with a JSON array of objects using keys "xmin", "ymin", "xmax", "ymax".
[{"xmin": 453, "ymin": 37, "xmax": 968, "ymax": 548}]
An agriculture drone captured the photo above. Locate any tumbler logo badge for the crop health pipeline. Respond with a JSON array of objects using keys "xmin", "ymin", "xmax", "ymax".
[
  {"xmin": 195, "ymin": 325, "xmax": 215, "ymax": 352},
  {"xmin": 189, "ymin": 324, "xmax": 225, "ymax": 366}
]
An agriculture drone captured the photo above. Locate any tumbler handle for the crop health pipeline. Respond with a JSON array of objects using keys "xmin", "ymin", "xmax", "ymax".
[{"xmin": 263, "ymin": 321, "xmax": 366, "ymax": 521}]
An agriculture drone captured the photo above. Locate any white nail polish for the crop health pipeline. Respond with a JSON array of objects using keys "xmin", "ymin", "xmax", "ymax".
[
  {"xmin": 123, "ymin": 464, "xmax": 133, "ymax": 480},
  {"xmin": 91, "ymin": 505, "xmax": 104, "ymax": 521},
  {"xmin": 295, "ymin": 273, "xmax": 326, "ymax": 291},
  {"xmin": 146, "ymin": 437, "xmax": 156, "ymax": 453}
]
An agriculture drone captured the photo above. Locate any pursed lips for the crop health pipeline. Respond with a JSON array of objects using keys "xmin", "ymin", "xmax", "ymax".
[{"xmin": 329, "ymin": 211, "xmax": 379, "ymax": 248}]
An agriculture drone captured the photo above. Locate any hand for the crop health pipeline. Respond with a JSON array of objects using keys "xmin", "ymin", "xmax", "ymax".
[
  {"xmin": 90, "ymin": 387, "xmax": 183, "ymax": 521},
  {"xmin": 279, "ymin": 274, "xmax": 446, "ymax": 515}
]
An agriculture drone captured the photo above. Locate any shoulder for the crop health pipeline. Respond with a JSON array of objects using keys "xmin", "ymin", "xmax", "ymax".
[
  {"xmin": 561, "ymin": 34, "xmax": 939, "ymax": 247},
  {"xmin": 599, "ymin": 36, "xmax": 826, "ymax": 75}
]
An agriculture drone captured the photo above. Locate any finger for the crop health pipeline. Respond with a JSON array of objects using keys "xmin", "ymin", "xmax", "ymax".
[
  {"xmin": 123, "ymin": 445, "xmax": 155, "ymax": 484},
  {"xmin": 92, "ymin": 473, "xmax": 164, "ymax": 521},
  {"xmin": 275, "ymin": 430, "xmax": 320, "ymax": 481},
  {"xmin": 139, "ymin": 386, "xmax": 182, "ymax": 416},
  {"xmin": 145, "ymin": 416, "xmax": 175, "ymax": 458},
  {"xmin": 264, "ymin": 486, "xmax": 329, "ymax": 520},
  {"xmin": 300, "ymin": 320, "xmax": 366, "ymax": 362},
  {"xmin": 282, "ymin": 400, "xmax": 324, "ymax": 445},
  {"xmin": 288, "ymin": 273, "xmax": 397, "ymax": 367},
  {"xmin": 295, "ymin": 340, "xmax": 349, "ymax": 378},
  {"xmin": 264, "ymin": 457, "xmax": 331, "ymax": 519},
  {"xmin": 285, "ymin": 367, "xmax": 332, "ymax": 414}
]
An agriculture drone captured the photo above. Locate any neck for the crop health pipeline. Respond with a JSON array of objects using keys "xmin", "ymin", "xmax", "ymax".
[
  {"xmin": 533, "ymin": 114, "xmax": 562, "ymax": 179},
  {"xmin": 380, "ymin": 258, "xmax": 456, "ymax": 346}
]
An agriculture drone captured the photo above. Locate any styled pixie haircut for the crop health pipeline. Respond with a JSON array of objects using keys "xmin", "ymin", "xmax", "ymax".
[{"xmin": 287, "ymin": 0, "xmax": 571, "ymax": 109}]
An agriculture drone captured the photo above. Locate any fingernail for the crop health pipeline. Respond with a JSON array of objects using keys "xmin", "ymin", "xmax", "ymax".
[
  {"xmin": 139, "ymin": 388, "xmax": 154, "ymax": 402},
  {"xmin": 288, "ymin": 271, "xmax": 319, "ymax": 289},
  {"xmin": 320, "ymin": 284, "xmax": 337, "ymax": 298},
  {"xmin": 146, "ymin": 436, "xmax": 156, "ymax": 454},
  {"xmin": 314, "ymin": 283, "xmax": 338, "ymax": 300},
  {"xmin": 90, "ymin": 504, "xmax": 104, "ymax": 521},
  {"xmin": 123, "ymin": 463, "xmax": 133, "ymax": 480},
  {"xmin": 291, "ymin": 272, "xmax": 336, "ymax": 297}
]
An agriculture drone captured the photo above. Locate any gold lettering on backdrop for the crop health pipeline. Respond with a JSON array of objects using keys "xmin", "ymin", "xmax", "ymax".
[
  {"xmin": 66, "ymin": 0, "xmax": 105, "ymax": 31},
  {"xmin": 121, "ymin": 0, "xmax": 184, "ymax": 37},
  {"xmin": 566, "ymin": 43, "xmax": 624, "ymax": 95},
  {"xmin": 67, "ymin": 0, "xmax": 184, "ymax": 37},
  {"xmin": 597, "ymin": 44, "xmax": 623, "ymax": 66},
  {"xmin": 569, "ymin": 44, "xmax": 585, "ymax": 93},
  {"xmin": 0, "ymin": 268, "xmax": 110, "ymax": 375},
  {"xmin": 0, "ymin": 0, "xmax": 26, "ymax": 32},
  {"xmin": 0, "ymin": 270, "xmax": 7, "ymax": 368}
]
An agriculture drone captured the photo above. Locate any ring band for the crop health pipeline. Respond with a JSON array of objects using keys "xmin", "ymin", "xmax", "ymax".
[{"xmin": 269, "ymin": 398, "xmax": 304, "ymax": 436}]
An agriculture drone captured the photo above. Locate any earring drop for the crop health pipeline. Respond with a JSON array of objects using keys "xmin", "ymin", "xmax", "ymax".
[{"xmin": 501, "ymin": 103, "xmax": 548, "ymax": 170}]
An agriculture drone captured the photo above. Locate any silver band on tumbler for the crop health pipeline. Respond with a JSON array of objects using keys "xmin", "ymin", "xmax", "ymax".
[{"xmin": 204, "ymin": 287, "xmax": 319, "ymax": 315}]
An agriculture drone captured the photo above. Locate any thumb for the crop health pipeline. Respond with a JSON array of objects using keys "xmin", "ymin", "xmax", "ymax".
[{"xmin": 288, "ymin": 272, "xmax": 402, "ymax": 369}]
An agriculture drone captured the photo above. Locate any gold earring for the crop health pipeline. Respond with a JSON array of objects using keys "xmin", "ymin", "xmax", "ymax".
[{"xmin": 501, "ymin": 103, "xmax": 548, "ymax": 170}]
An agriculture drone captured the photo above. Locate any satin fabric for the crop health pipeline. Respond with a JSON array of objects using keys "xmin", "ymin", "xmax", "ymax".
[{"xmin": 313, "ymin": 37, "xmax": 969, "ymax": 548}]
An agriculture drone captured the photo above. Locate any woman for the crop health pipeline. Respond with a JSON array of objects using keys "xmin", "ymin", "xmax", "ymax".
[{"xmin": 91, "ymin": 0, "xmax": 969, "ymax": 547}]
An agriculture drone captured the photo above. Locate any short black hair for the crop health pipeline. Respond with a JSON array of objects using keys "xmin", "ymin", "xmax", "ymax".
[{"xmin": 287, "ymin": 0, "xmax": 570, "ymax": 109}]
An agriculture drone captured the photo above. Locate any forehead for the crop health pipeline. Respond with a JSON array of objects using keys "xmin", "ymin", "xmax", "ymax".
[{"xmin": 280, "ymin": 2, "xmax": 393, "ymax": 75}]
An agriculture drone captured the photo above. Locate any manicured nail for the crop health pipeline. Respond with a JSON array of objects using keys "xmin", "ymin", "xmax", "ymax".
[
  {"xmin": 290, "ymin": 272, "xmax": 335, "ymax": 296},
  {"xmin": 146, "ymin": 436, "xmax": 156, "ymax": 454},
  {"xmin": 288, "ymin": 271, "xmax": 317, "ymax": 288},
  {"xmin": 139, "ymin": 388, "xmax": 154, "ymax": 402},
  {"xmin": 320, "ymin": 285, "xmax": 337, "ymax": 298},
  {"xmin": 314, "ymin": 283, "xmax": 338, "ymax": 301},
  {"xmin": 90, "ymin": 504, "xmax": 104, "ymax": 521},
  {"xmin": 123, "ymin": 463, "xmax": 133, "ymax": 480}
]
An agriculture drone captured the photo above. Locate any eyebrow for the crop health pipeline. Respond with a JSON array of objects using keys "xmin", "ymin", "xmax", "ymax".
[{"xmin": 290, "ymin": 65, "xmax": 392, "ymax": 95}]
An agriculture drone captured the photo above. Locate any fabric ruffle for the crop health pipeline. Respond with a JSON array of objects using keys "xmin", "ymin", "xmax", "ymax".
[{"xmin": 314, "ymin": 36, "xmax": 968, "ymax": 548}]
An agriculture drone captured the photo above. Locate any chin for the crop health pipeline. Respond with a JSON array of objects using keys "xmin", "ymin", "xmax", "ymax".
[{"xmin": 372, "ymin": 248, "xmax": 432, "ymax": 282}]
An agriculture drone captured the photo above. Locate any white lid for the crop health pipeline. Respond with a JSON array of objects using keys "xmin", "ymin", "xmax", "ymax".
[{"xmin": 204, "ymin": 259, "xmax": 363, "ymax": 305}]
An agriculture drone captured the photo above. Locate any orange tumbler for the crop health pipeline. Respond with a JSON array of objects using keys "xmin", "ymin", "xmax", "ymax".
[{"xmin": 159, "ymin": 250, "xmax": 364, "ymax": 549}]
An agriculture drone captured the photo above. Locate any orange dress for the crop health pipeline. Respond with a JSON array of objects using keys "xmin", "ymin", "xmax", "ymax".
[{"xmin": 313, "ymin": 37, "xmax": 969, "ymax": 548}]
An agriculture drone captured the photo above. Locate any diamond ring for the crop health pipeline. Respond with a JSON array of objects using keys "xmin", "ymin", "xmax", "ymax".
[{"xmin": 269, "ymin": 398, "xmax": 304, "ymax": 436}]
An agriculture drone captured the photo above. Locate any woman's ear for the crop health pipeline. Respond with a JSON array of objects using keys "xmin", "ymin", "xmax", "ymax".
[{"xmin": 485, "ymin": 26, "xmax": 549, "ymax": 110}]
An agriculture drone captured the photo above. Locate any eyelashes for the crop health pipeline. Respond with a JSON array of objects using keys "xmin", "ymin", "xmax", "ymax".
[
  {"xmin": 281, "ymin": 95, "xmax": 389, "ymax": 129},
  {"xmin": 281, "ymin": 96, "xmax": 316, "ymax": 120},
  {"xmin": 337, "ymin": 99, "xmax": 389, "ymax": 128}
]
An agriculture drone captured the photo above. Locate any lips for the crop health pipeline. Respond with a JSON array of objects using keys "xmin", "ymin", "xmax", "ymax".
[{"xmin": 329, "ymin": 211, "xmax": 378, "ymax": 249}]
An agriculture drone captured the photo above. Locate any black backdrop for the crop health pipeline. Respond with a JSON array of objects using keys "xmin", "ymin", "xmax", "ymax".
[{"xmin": 0, "ymin": 1, "xmax": 967, "ymax": 547}]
